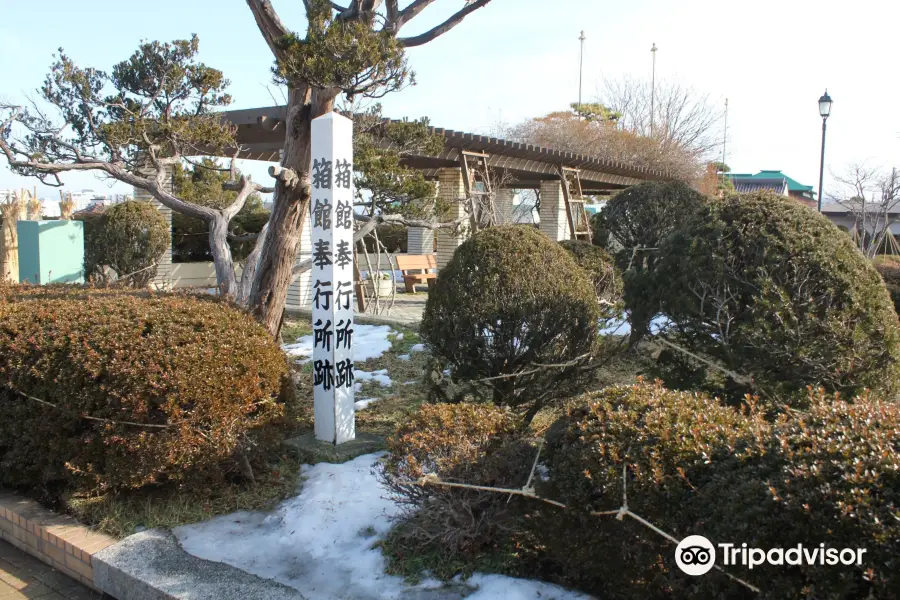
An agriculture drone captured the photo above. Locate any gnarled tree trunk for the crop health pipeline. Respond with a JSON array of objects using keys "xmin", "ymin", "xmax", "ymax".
[{"xmin": 249, "ymin": 87, "xmax": 336, "ymax": 337}]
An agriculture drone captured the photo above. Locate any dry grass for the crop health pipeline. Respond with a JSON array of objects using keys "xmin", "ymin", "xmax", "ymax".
[
  {"xmin": 287, "ymin": 322, "xmax": 430, "ymax": 437},
  {"xmin": 66, "ymin": 450, "xmax": 303, "ymax": 539}
]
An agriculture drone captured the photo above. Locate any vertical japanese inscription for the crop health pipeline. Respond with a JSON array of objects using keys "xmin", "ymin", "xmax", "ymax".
[{"xmin": 311, "ymin": 113, "xmax": 356, "ymax": 444}]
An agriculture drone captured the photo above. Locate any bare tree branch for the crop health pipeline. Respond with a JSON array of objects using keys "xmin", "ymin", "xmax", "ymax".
[
  {"xmin": 246, "ymin": 0, "xmax": 292, "ymax": 59},
  {"xmin": 399, "ymin": 0, "xmax": 493, "ymax": 47},
  {"xmin": 395, "ymin": 0, "xmax": 438, "ymax": 29}
]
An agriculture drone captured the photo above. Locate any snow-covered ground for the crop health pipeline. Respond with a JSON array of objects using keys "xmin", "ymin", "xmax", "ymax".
[
  {"xmin": 174, "ymin": 453, "xmax": 591, "ymax": 600},
  {"xmin": 355, "ymin": 368, "xmax": 393, "ymax": 387},
  {"xmin": 283, "ymin": 324, "xmax": 396, "ymax": 364}
]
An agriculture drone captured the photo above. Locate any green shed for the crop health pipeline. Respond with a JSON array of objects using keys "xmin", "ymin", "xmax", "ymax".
[{"xmin": 17, "ymin": 220, "xmax": 85, "ymax": 284}]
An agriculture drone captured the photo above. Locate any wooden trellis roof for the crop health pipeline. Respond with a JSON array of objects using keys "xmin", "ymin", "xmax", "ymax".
[{"xmin": 219, "ymin": 105, "xmax": 673, "ymax": 193}]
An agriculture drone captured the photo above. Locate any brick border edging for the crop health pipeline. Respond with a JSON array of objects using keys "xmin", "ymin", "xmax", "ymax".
[{"xmin": 0, "ymin": 490, "xmax": 117, "ymax": 592}]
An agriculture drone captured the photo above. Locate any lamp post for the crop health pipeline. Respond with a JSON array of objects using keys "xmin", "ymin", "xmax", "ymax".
[{"xmin": 817, "ymin": 90, "xmax": 833, "ymax": 212}]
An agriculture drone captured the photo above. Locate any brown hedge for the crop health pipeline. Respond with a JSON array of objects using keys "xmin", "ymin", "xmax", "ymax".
[
  {"xmin": 381, "ymin": 403, "xmax": 536, "ymax": 576},
  {"xmin": 539, "ymin": 382, "xmax": 900, "ymax": 598},
  {"xmin": 0, "ymin": 287, "xmax": 292, "ymax": 495}
]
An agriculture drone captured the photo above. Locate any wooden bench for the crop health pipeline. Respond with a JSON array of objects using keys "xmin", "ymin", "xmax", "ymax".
[{"xmin": 395, "ymin": 254, "xmax": 438, "ymax": 293}]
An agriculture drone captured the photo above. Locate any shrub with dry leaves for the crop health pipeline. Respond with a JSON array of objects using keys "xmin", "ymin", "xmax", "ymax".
[{"xmin": 0, "ymin": 286, "xmax": 292, "ymax": 496}]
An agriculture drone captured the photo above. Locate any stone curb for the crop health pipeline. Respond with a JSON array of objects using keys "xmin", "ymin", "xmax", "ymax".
[
  {"xmin": 0, "ymin": 489, "xmax": 117, "ymax": 592},
  {"xmin": 93, "ymin": 529, "xmax": 307, "ymax": 600}
]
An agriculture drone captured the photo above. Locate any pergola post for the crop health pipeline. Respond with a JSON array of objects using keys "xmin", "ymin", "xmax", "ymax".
[
  {"xmin": 133, "ymin": 166, "xmax": 175, "ymax": 289},
  {"xmin": 539, "ymin": 180, "xmax": 569, "ymax": 241},
  {"xmin": 495, "ymin": 188, "xmax": 516, "ymax": 225},
  {"xmin": 435, "ymin": 168, "xmax": 468, "ymax": 270}
]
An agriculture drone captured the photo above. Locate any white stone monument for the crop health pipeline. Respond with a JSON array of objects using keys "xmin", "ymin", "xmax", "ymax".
[{"xmin": 311, "ymin": 112, "xmax": 356, "ymax": 444}]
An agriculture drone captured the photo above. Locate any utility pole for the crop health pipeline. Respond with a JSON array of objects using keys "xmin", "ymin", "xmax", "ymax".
[
  {"xmin": 578, "ymin": 31, "xmax": 586, "ymax": 111},
  {"xmin": 650, "ymin": 43, "xmax": 658, "ymax": 136}
]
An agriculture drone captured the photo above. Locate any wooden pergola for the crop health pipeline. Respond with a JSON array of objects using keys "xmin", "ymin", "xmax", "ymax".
[{"xmin": 219, "ymin": 105, "xmax": 672, "ymax": 195}]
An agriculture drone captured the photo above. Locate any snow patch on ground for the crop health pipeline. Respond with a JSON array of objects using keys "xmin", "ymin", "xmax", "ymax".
[
  {"xmin": 398, "ymin": 354, "xmax": 410, "ymax": 361},
  {"xmin": 354, "ymin": 398, "xmax": 379, "ymax": 411},
  {"xmin": 174, "ymin": 453, "xmax": 589, "ymax": 600},
  {"xmin": 356, "ymin": 368, "xmax": 393, "ymax": 387},
  {"xmin": 409, "ymin": 343, "xmax": 425, "ymax": 352},
  {"xmin": 283, "ymin": 324, "xmax": 395, "ymax": 364}
]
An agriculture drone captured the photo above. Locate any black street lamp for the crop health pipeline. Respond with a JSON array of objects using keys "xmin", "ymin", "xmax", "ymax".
[{"xmin": 817, "ymin": 90, "xmax": 833, "ymax": 212}]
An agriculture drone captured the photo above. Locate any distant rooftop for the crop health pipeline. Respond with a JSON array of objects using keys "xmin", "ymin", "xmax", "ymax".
[{"xmin": 727, "ymin": 170, "xmax": 815, "ymax": 198}]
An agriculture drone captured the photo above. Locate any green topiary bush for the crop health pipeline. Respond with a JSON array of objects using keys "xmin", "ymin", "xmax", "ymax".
[
  {"xmin": 873, "ymin": 255, "xmax": 900, "ymax": 315},
  {"xmin": 654, "ymin": 191, "xmax": 900, "ymax": 403},
  {"xmin": 593, "ymin": 181, "xmax": 709, "ymax": 344},
  {"xmin": 421, "ymin": 226, "xmax": 601, "ymax": 419},
  {"xmin": 558, "ymin": 240, "xmax": 623, "ymax": 321},
  {"xmin": 82, "ymin": 200, "xmax": 170, "ymax": 287},
  {"xmin": 0, "ymin": 287, "xmax": 292, "ymax": 496}
]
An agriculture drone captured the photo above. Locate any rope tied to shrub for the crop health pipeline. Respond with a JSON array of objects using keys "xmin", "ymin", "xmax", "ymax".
[
  {"xmin": 405, "ymin": 456, "xmax": 761, "ymax": 594},
  {"xmin": 5, "ymin": 384, "xmax": 176, "ymax": 429}
]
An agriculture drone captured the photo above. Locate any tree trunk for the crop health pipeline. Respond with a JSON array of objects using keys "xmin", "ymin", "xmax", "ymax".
[
  {"xmin": 209, "ymin": 214, "xmax": 238, "ymax": 296},
  {"xmin": 249, "ymin": 87, "xmax": 335, "ymax": 337}
]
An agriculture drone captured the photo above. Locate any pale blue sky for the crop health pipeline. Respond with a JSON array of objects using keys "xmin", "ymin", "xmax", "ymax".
[{"xmin": 2, "ymin": 0, "xmax": 897, "ymax": 199}]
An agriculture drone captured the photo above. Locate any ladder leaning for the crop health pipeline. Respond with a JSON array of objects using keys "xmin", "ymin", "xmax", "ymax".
[{"xmin": 557, "ymin": 165, "xmax": 592, "ymax": 241}]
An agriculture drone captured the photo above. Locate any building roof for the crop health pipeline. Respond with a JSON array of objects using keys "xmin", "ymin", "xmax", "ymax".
[
  {"xmin": 729, "ymin": 170, "xmax": 813, "ymax": 192},
  {"xmin": 217, "ymin": 106, "xmax": 674, "ymax": 194},
  {"xmin": 733, "ymin": 177, "xmax": 788, "ymax": 194},
  {"xmin": 756, "ymin": 170, "xmax": 814, "ymax": 194},
  {"xmin": 727, "ymin": 170, "xmax": 814, "ymax": 198}
]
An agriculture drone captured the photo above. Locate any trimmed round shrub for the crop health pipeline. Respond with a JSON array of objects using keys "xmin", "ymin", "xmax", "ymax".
[
  {"xmin": 873, "ymin": 255, "xmax": 900, "ymax": 315},
  {"xmin": 381, "ymin": 403, "xmax": 535, "ymax": 577},
  {"xmin": 558, "ymin": 240, "xmax": 623, "ymax": 321},
  {"xmin": 535, "ymin": 381, "xmax": 900, "ymax": 598},
  {"xmin": 421, "ymin": 226, "xmax": 601, "ymax": 417},
  {"xmin": 0, "ymin": 287, "xmax": 292, "ymax": 495},
  {"xmin": 83, "ymin": 200, "xmax": 170, "ymax": 287},
  {"xmin": 655, "ymin": 191, "xmax": 900, "ymax": 402},
  {"xmin": 686, "ymin": 390, "xmax": 900, "ymax": 598},
  {"xmin": 535, "ymin": 381, "xmax": 768, "ymax": 598},
  {"xmin": 594, "ymin": 181, "xmax": 708, "ymax": 344}
]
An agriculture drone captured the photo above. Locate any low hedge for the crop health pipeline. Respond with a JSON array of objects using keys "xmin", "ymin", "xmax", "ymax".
[
  {"xmin": 536, "ymin": 381, "xmax": 770, "ymax": 598},
  {"xmin": 0, "ymin": 286, "xmax": 292, "ymax": 496},
  {"xmin": 384, "ymin": 383, "xmax": 900, "ymax": 598},
  {"xmin": 539, "ymin": 382, "xmax": 900, "ymax": 598},
  {"xmin": 381, "ymin": 403, "xmax": 536, "ymax": 577}
]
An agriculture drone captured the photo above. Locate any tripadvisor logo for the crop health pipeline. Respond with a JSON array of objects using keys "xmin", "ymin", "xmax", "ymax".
[{"xmin": 675, "ymin": 535, "xmax": 867, "ymax": 576}]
